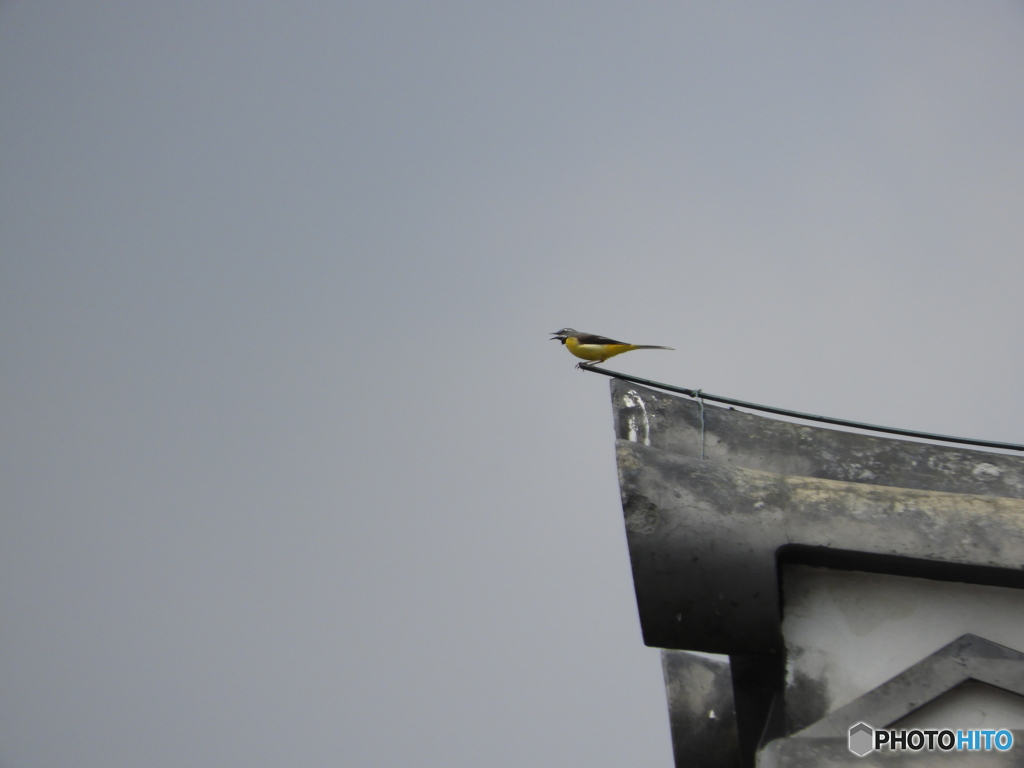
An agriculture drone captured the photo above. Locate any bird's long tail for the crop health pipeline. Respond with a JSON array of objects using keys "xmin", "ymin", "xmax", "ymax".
[{"xmin": 631, "ymin": 345, "xmax": 674, "ymax": 350}]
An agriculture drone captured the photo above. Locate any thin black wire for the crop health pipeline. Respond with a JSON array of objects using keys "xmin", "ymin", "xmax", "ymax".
[{"xmin": 578, "ymin": 364, "xmax": 1024, "ymax": 453}]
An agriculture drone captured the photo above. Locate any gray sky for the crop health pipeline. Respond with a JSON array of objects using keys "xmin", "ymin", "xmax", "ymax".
[{"xmin": 2, "ymin": 2, "xmax": 1023, "ymax": 766}]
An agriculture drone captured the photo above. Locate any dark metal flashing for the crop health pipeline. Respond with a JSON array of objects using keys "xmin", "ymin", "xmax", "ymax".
[
  {"xmin": 592, "ymin": 366, "xmax": 1024, "ymax": 452},
  {"xmin": 779, "ymin": 545, "xmax": 1024, "ymax": 591}
]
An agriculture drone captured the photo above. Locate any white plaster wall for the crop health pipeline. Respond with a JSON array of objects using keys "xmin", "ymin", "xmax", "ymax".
[{"xmin": 782, "ymin": 565, "xmax": 1024, "ymax": 729}]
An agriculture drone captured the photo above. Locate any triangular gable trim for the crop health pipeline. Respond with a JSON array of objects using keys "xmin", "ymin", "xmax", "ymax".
[{"xmin": 797, "ymin": 634, "xmax": 1024, "ymax": 738}]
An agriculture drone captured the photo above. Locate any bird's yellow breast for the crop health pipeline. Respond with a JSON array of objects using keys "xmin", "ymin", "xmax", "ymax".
[{"xmin": 565, "ymin": 337, "xmax": 635, "ymax": 361}]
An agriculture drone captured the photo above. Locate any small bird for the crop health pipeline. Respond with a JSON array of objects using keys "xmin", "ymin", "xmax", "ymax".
[{"xmin": 551, "ymin": 328, "xmax": 674, "ymax": 368}]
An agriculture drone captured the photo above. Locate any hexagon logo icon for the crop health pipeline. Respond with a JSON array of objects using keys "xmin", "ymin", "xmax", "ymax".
[{"xmin": 848, "ymin": 722, "xmax": 874, "ymax": 757}]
